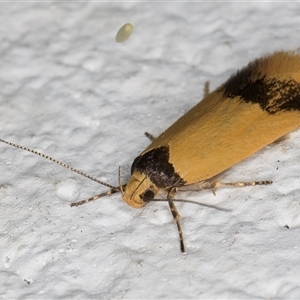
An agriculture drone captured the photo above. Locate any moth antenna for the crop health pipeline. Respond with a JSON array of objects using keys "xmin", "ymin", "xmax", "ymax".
[
  {"xmin": 0, "ymin": 138, "xmax": 118, "ymax": 190},
  {"xmin": 146, "ymin": 198, "xmax": 229, "ymax": 211}
]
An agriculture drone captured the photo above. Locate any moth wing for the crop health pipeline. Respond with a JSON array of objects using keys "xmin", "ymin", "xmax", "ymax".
[{"xmin": 145, "ymin": 52, "xmax": 300, "ymax": 183}]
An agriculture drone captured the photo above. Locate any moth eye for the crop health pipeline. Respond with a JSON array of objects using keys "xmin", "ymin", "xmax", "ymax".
[{"xmin": 143, "ymin": 190, "xmax": 155, "ymax": 200}]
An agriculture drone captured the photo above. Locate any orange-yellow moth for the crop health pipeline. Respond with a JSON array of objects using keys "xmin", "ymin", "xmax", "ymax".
[
  {"xmin": 1, "ymin": 51, "xmax": 300, "ymax": 253},
  {"xmin": 115, "ymin": 23, "xmax": 133, "ymax": 43}
]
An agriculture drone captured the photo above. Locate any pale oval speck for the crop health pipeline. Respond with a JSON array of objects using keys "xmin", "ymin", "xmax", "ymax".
[
  {"xmin": 115, "ymin": 23, "xmax": 134, "ymax": 43},
  {"xmin": 56, "ymin": 179, "xmax": 79, "ymax": 202}
]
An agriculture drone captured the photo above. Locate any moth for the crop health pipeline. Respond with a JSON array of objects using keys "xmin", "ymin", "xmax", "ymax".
[{"xmin": 1, "ymin": 51, "xmax": 300, "ymax": 253}]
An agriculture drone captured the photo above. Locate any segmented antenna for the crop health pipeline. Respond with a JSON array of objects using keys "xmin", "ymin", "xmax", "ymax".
[
  {"xmin": 0, "ymin": 138, "xmax": 118, "ymax": 190},
  {"xmin": 146, "ymin": 198, "xmax": 229, "ymax": 211}
]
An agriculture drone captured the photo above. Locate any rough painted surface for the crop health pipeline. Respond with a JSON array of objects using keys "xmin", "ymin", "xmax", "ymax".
[{"xmin": 1, "ymin": 2, "xmax": 300, "ymax": 299}]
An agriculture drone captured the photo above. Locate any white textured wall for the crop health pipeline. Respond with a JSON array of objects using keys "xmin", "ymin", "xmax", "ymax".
[{"xmin": 1, "ymin": 2, "xmax": 300, "ymax": 299}]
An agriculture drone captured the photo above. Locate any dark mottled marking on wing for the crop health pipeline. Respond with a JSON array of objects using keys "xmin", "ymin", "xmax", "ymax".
[
  {"xmin": 131, "ymin": 146, "xmax": 185, "ymax": 188},
  {"xmin": 222, "ymin": 57, "xmax": 300, "ymax": 114}
]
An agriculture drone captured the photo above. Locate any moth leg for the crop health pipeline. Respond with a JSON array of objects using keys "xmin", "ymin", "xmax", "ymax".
[
  {"xmin": 211, "ymin": 180, "xmax": 272, "ymax": 195},
  {"xmin": 204, "ymin": 81, "xmax": 210, "ymax": 97},
  {"xmin": 70, "ymin": 188, "xmax": 119, "ymax": 207},
  {"xmin": 144, "ymin": 132, "xmax": 156, "ymax": 142},
  {"xmin": 177, "ymin": 180, "xmax": 272, "ymax": 195},
  {"xmin": 167, "ymin": 189, "xmax": 186, "ymax": 254}
]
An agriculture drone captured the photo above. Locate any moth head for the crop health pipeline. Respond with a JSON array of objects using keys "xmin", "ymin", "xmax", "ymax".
[{"xmin": 121, "ymin": 171, "xmax": 158, "ymax": 208}]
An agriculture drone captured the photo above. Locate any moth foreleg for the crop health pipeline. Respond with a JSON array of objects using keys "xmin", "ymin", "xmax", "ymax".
[
  {"xmin": 167, "ymin": 191, "xmax": 186, "ymax": 254},
  {"xmin": 70, "ymin": 188, "xmax": 119, "ymax": 207}
]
